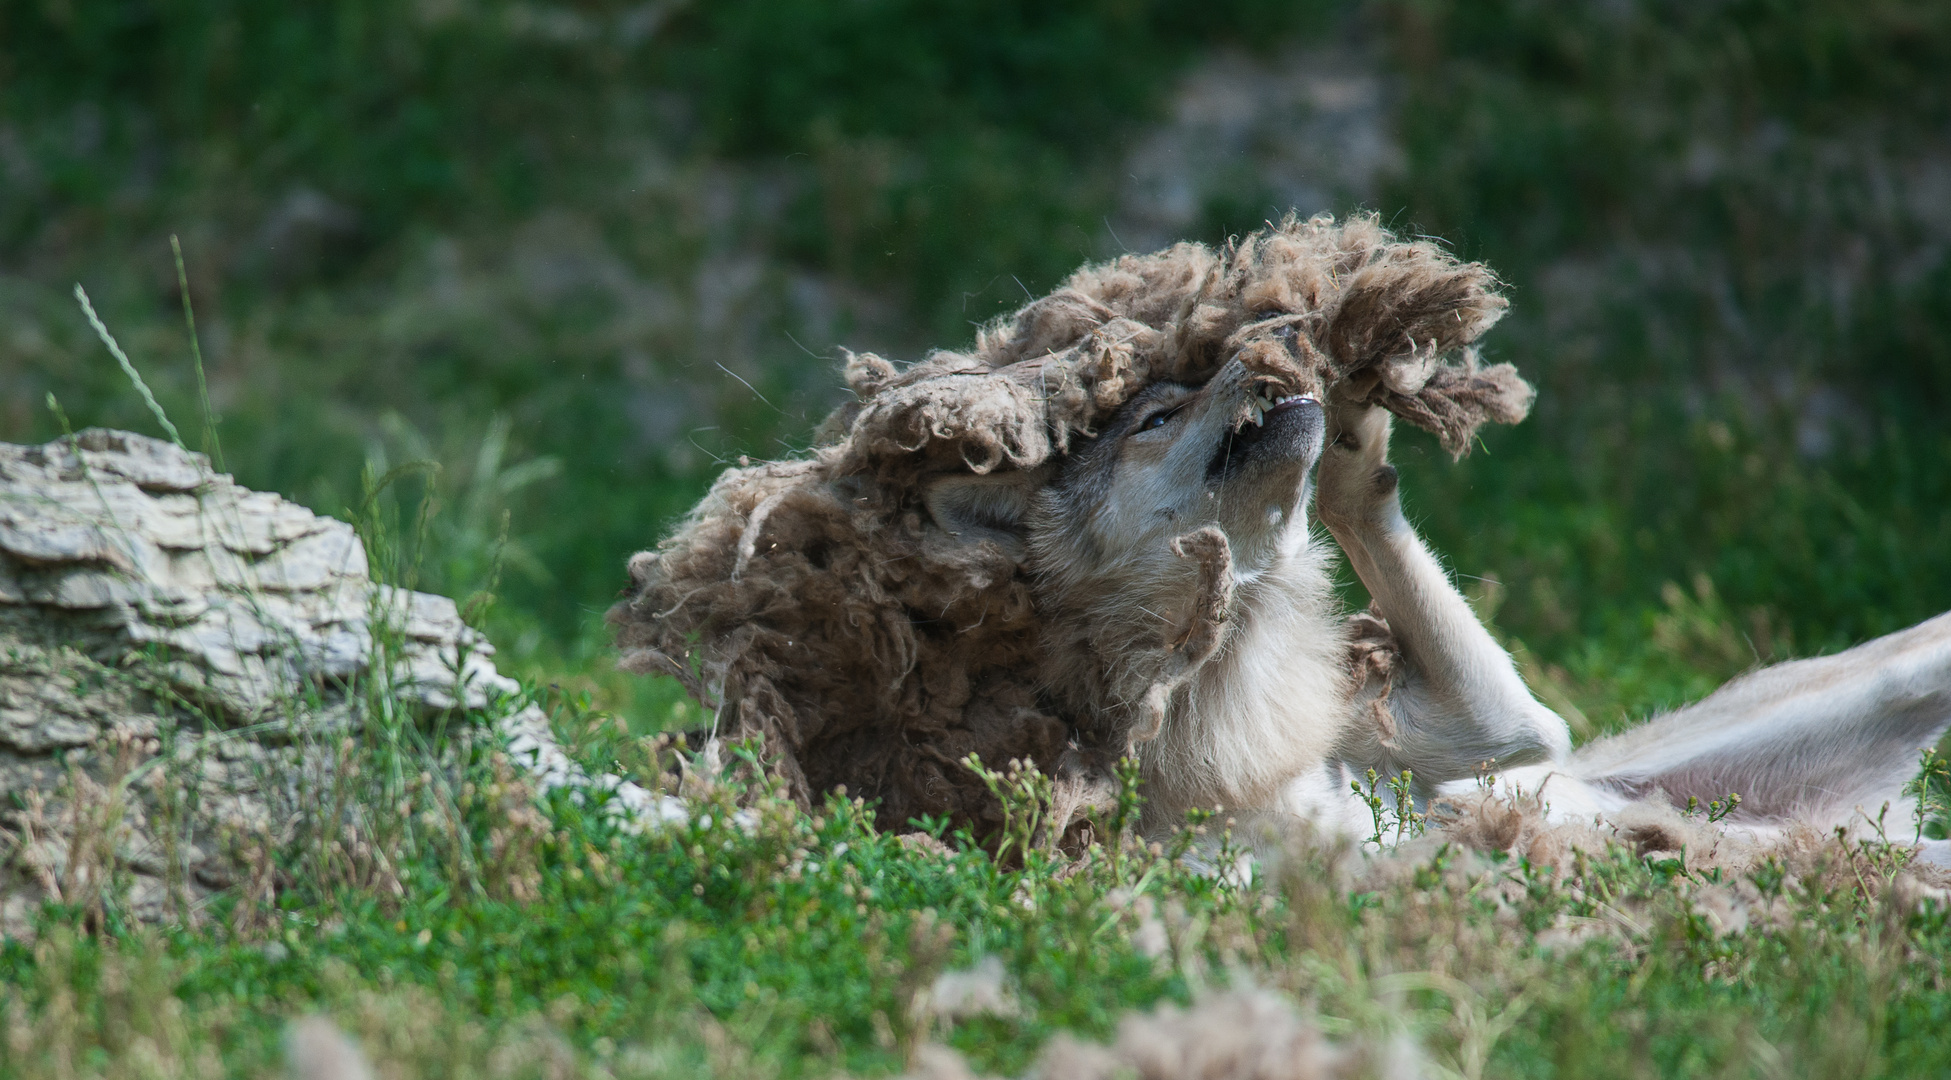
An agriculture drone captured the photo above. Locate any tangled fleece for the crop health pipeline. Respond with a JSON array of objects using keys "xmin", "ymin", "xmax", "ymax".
[{"xmin": 609, "ymin": 214, "xmax": 1531, "ymax": 834}]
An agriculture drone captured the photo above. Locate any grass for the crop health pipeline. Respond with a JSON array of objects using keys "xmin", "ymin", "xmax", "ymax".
[
  {"xmin": 5, "ymin": 695, "xmax": 1951, "ymax": 1077},
  {"xmin": 5, "ymin": 0, "xmax": 1951, "ymax": 1074}
]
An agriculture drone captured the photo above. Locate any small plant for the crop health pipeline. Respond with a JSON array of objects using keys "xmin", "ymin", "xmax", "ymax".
[
  {"xmin": 1683, "ymin": 792, "xmax": 1744, "ymax": 823},
  {"xmin": 962, "ymin": 754, "xmax": 1056, "ymax": 866},
  {"xmin": 4, "ymin": 730, "xmax": 146, "ymax": 933},
  {"xmin": 1389, "ymin": 768, "xmax": 1427, "ymax": 843},
  {"xmin": 1903, "ymin": 746, "xmax": 1951, "ymax": 843},
  {"xmin": 1102, "ymin": 756, "xmax": 1146, "ymax": 886},
  {"xmin": 1351, "ymin": 767, "xmax": 1427, "ymax": 847},
  {"xmin": 1353, "ymin": 768, "xmax": 1388, "ymax": 846}
]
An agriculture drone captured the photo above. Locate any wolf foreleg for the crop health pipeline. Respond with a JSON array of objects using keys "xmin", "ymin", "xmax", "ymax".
[{"xmin": 1315, "ymin": 402, "xmax": 1571, "ymax": 788}]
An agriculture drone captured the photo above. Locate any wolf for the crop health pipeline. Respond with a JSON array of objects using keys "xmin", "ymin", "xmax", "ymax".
[{"xmin": 925, "ymin": 354, "xmax": 1951, "ymax": 853}]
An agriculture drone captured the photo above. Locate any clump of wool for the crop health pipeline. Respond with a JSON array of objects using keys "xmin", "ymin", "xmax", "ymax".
[{"xmin": 609, "ymin": 214, "xmax": 1529, "ymax": 833}]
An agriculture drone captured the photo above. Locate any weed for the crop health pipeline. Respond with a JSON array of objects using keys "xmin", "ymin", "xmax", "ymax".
[
  {"xmin": 1350, "ymin": 767, "xmax": 1427, "ymax": 848},
  {"xmin": 1903, "ymin": 747, "xmax": 1950, "ymax": 843},
  {"xmin": 962, "ymin": 755, "xmax": 1056, "ymax": 866},
  {"xmin": 1682, "ymin": 792, "xmax": 1745, "ymax": 825},
  {"xmin": 5, "ymin": 731, "xmax": 145, "ymax": 934}
]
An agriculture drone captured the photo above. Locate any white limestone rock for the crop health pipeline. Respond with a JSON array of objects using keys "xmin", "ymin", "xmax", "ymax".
[{"xmin": 0, "ymin": 429, "xmax": 659, "ymax": 930}]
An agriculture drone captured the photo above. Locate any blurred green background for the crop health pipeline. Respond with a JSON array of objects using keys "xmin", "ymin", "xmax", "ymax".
[{"xmin": 4, "ymin": 0, "xmax": 1948, "ymax": 736}]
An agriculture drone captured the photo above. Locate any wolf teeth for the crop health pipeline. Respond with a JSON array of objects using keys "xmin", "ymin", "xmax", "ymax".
[{"xmin": 1246, "ymin": 390, "xmax": 1315, "ymax": 426}]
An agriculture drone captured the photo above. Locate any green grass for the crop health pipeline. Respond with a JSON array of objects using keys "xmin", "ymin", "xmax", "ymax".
[
  {"xmin": 5, "ymin": 701, "xmax": 1951, "ymax": 1078},
  {"xmin": 5, "ymin": 0, "xmax": 1951, "ymax": 1074}
]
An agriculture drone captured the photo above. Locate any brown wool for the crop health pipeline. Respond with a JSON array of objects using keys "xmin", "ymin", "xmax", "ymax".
[{"xmin": 609, "ymin": 214, "xmax": 1530, "ymax": 833}]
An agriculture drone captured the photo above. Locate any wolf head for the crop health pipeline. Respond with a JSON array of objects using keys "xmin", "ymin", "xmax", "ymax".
[
  {"xmin": 925, "ymin": 357, "xmax": 1351, "ymax": 825},
  {"xmin": 1029, "ymin": 358, "xmax": 1327, "ymax": 591}
]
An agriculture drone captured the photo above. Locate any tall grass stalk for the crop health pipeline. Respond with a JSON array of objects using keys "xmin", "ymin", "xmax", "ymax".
[
  {"xmin": 170, "ymin": 236, "xmax": 224, "ymax": 473},
  {"xmin": 72, "ymin": 284, "xmax": 183, "ymax": 449}
]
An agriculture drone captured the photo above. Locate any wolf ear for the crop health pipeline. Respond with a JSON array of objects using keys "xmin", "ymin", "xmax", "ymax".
[{"xmin": 923, "ymin": 469, "xmax": 1042, "ymax": 558}]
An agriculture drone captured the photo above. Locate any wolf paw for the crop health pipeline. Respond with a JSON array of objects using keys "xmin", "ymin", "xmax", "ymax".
[{"xmin": 1315, "ymin": 401, "xmax": 1401, "ymax": 531}]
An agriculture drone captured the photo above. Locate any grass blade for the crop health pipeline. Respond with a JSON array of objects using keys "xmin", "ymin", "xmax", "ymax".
[
  {"xmin": 73, "ymin": 282, "xmax": 183, "ymax": 449},
  {"xmin": 172, "ymin": 235, "xmax": 225, "ymax": 473}
]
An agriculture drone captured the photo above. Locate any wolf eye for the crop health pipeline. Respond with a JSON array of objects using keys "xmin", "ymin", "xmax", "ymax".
[{"xmin": 1136, "ymin": 402, "xmax": 1188, "ymax": 432}]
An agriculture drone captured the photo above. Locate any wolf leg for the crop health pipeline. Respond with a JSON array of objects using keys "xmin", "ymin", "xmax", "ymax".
[
  {"xmin": 1560, "ymin": 610, "xmax": 1951, "ymax": 836},
  {"xmin": 1315, "ymin": 401, "xmax": 1571, "ymax": 787}
]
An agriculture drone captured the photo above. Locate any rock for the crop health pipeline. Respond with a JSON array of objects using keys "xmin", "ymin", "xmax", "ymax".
[
  {"xmin": 0, "ymin": 429, "xmax": 513, "ymax": 722},
  {"xmin": 0, "ymin": 429, "xmax": 663, "ymax": 929}
]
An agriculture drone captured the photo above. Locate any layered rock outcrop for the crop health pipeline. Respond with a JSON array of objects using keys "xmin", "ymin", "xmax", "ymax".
[{"xmin": 0, "ymin": 429, "xmax": 650, "ymax": 930}]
